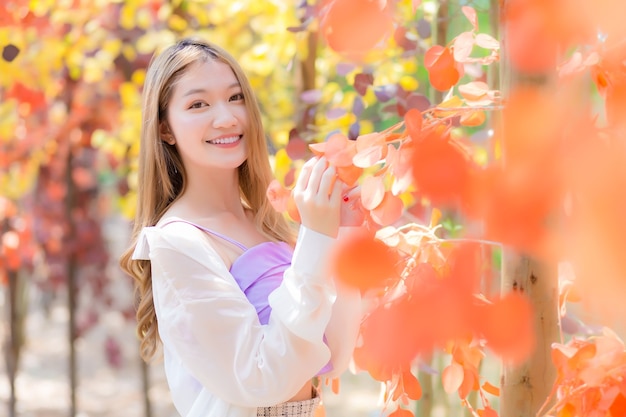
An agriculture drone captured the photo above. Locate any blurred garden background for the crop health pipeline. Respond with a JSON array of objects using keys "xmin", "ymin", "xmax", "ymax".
[{"xmin": 2, "ymin": 0, "xmax": 626, "ymax": 416}]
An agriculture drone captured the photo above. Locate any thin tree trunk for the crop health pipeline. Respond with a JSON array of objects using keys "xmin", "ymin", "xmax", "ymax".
[
  {"xmin": 4, "ymin": 269, "xmax": 18, "ymax": 416},
  {"xmin": 498, "ymin": 1, "xmax": 560, "ymax": 415},
  {"xmin": 297, "ymin": 30, "xmax": 318, "ymax": 132},
  {"xmin": 141, "ymin": 359, "xmax": 152, "ymax": 417},
  {"xmin": 415, "ymin": 358, "xmax": 433, "ymax": 417},
  {"xmin": 65, "ymin": 149, "xmax": 78, "ymax": 417},
  {"xmin": 2, "ymin": 218, "xmax": 27, "ymax": 417}
]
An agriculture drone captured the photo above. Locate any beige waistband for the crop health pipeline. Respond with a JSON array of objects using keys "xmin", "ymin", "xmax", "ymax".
[{"xmin": 256, "ymin": 396, "xmax": 321, "ymax": 417}]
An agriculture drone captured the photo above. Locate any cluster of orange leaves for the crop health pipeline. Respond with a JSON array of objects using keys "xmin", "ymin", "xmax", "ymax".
[
  {"xmin": 541, "ymin": 328, "xmax": 626, "ymax": 417},
  {"xmin": 330, "ymin": 225, "xmax": 529, "ymax": 417},
  {"xmin": 269, "ymin": 0, "xmax": 626, "ymax": 415}
]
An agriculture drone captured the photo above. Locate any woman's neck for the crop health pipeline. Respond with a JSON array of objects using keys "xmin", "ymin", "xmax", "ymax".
[{"xmin": 175, "ymin": 166, "xmax": 246, "ymax": 219}]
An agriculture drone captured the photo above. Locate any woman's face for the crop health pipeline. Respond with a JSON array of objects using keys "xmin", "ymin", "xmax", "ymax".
[{"xmin": 164, "ymin": 59, "xmax": 249, "ymax": 175}]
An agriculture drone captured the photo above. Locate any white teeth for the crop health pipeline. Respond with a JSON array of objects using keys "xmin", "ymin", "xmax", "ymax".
[{"xmin": 208, "ymin": 136, "xmax": 240, "ymax": 144}]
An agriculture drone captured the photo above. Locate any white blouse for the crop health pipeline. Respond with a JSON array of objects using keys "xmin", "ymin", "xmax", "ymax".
[{"xmin": 132, "ymin": 219, "xmax": 362, "ymax": 417}]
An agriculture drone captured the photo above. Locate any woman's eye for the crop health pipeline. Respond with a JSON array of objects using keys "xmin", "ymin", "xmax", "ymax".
[
  {"xmin": 189, "ymin": 102, "xmax": 206, "ymax": 109},
  {"xmin": 230, "ymin": 93, "xmax": 244, "ymax": 102}
]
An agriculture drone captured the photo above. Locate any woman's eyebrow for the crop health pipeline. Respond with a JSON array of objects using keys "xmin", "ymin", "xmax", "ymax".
[{"xmin": 182, "ymin": 83, "xmax": 241, "ymax": 97}]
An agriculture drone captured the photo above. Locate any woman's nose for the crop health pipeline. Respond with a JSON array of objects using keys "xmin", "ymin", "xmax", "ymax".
[{"xmin": 212, "ymin": 104, "xmax": 237, "ymax": 128}]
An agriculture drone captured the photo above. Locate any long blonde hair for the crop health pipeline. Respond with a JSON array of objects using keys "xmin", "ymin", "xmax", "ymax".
[{"xmin": 119, "ymin": 38, "xmax": 295, "ymax": 362}]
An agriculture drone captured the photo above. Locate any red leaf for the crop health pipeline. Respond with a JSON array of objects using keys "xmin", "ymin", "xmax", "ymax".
[
  {"xmin": 286, "ymin": 137, "xmax": 309, "ymax": 160},
  {"xmin": 354, "ymin": 73, "xmax": 375, "ymax": 96}
]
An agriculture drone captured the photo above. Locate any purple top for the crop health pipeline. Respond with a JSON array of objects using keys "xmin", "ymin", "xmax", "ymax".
[{"xmin": 184, "ymin": 221, "xmax": 333, "ymax": 375}]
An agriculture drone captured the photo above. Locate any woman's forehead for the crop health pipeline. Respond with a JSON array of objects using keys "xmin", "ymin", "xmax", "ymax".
[{"xmin": 172, "ymin": 60, "xmax": 239, "ymax": 94}]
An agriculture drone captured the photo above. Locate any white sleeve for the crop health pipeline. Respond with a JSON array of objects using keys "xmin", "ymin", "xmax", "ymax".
[
  {"xmin": 141, "ymin": 222, "xmax": 337, "ymax": 408},
  {"xmin": 320, "ymin": 227, "xmax": 363, "ymax": 379}
]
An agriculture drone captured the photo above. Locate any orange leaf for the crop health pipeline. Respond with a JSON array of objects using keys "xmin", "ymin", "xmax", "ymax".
[
  {"xmin": 336, "ymin": 165, "xmax": 363, "ymax": 187},
  {"xmin": 361, "ymin": 176, "xmax": 386, "ymax": 210},
  {"xmin": 309, "ymin": 141, "xmax": 327, "ymax": 156},
  {"xmin": 425, "ymin": 46, "xmax": 461, "ymax": 91},
  {"xmin": 370, "ymin": 191, "xmax": 404, "ymax": 226},
  {"xmin": 356, "ymin": 296, "xmax": 425, "ymax": 373},
  {"xmin": 442, "ymin": 363, "xmax": 464, "ymax": 393},
  {"xmin": 429, "ymin": 66, "xmax": 461, "ymax": 92},
  {"xmin": 482, "ymin": 381, "xmax": 501, "ymax": 396},
  {"xmin": 286, "ymin": 196, "xmax": 301, "ymax": 223},
  {"xmin": 433, "ymin": 95, "xmax": 464, "ymax": 117},
  {"xmin": 330, "ymin": 228, "xmax": 399, "ymax": 291},
  {"xmin": 388, "ymin": 408, "xmax": 414, "ymax": 417},
  {"xmin": 557, "ymin": 403, "xmax": 577, "ymax": 417},
  {"xmin": 453, "ymin": 31, "xmax": 475, "ymax": 62},
  {"xmin": 462, "ymin": 5, "xmax": 478, "ymax": 31},
  {"xmin": 353, "ymin": 145, "xmax": 384, "ymax": 168},
  {"xmin": 403, "ymin": 370, "xmax": 422, "ymax": 400},
  {"xmin": 404, "ymin": 108, "xmax": 423, "ymax": 140},
  {"xmin": 356, "ymin": 132, "xmax": 386, "ymax": 151},
  {"xmin": 475, "ymin": 33, "xmax": 499, "ymax": 50},
  {"xmin": 458, "ymin": 81, "xmax": 490, "ymax": 101},
  {"xmin": 266, "ymin": 179, "xmax": 291, "ymax": 213},
  {"xmin": 324, "ymin": 133, "xmax": 357, "ymax": 167},
  {"xmin": 482, "ymin": 406, "xmax": 499, "ymax": 417},
  {"xmin": 411, "ymin": 130, "xmax": 472, "ymax": 206},
  {"xmin": 332, "ymin": 377, "xmax": 340, "ymax": 395},
  {"xmin": 320, "ymin": 0, "xmax": 394, "ymax": 56},
  {"xmin": 460, "ymin": 110, "xmax": 486, "ymax": 127},
  {"xmin": 458, "ymin": 367, "xmax": 477, "ymax": 399},
  {"xmin": 479, "ymin": 292, "xmax": 535, "ymax": 364}
]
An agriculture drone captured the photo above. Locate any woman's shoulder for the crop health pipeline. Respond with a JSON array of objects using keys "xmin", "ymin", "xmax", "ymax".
[{"xmin": 132, "ymin": 216, "xmax": 217, "ymax": 260}]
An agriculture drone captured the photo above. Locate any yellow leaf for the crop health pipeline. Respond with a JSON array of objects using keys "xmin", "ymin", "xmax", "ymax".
[
  {"xmin": 399, "ymin": 75, "xmax": 418, "ymax": 91},
  {"xmin": 168, "ymin": 14, "xmax": 188, "ymax": 32},
  {"xmin": 434, "ymin": 95, "xmax": 464, "ymax": 118}
]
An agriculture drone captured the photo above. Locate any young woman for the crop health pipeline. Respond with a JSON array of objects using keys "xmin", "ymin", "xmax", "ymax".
[{"xmin": 119, "ymin": 38, "xmax": 362, "ymax": 417}]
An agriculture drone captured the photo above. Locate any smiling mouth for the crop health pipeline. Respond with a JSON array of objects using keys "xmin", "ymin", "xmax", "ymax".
[{"xmin": 207, "ymin": 135, "xmax": 242, "ymax": 145}]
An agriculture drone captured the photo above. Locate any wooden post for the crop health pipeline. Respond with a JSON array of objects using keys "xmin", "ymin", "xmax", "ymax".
[
  {"xmin": 2, "ymin": 214, "xmax": 28, "ymax": 417},
  {"xmin": 65, "ymin": 147, "xmax": 78, "ymax": 417},
  {"xmin": 497, "ymin": 1, "xmax": 560, "ymax": 416}
]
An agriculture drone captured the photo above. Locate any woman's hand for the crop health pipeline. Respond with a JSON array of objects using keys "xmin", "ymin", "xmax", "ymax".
[{"xmin": 293, "ymin": 157, "xmax": 343, "ymax": 238}]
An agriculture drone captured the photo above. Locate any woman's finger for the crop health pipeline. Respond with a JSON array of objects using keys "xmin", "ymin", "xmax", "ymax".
[
  {"xmin": 305, "ymin": 157, "xmax": 329, "ymax": 195},
  {"xmin": 317, "ymin": 165, "xmax": 337, "ymax": 199},
  {"xmin": 294, "ymin": 156, "xmax": 318, "ymax": 193}
]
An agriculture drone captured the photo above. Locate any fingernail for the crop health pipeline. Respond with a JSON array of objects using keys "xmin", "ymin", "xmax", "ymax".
[{"xmin": 342, "ymin": 195, "xmax": 349, "ymax": 202}]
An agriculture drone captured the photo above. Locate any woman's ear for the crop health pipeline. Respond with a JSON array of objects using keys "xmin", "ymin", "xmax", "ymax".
[{"xmin": 160, "ymin": 122, "xmax": 176, "ymax": 145}]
